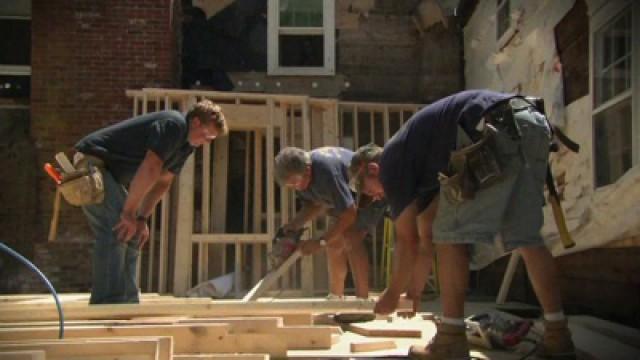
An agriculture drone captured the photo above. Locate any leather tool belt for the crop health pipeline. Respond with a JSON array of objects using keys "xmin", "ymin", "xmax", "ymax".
[
  {"xmin": 439, "ymin": 124, "xmax": 502, "ymax": 204},
  {"xmin": 58, "ymin": 153, "xmax": 105, "ymax": 206}
]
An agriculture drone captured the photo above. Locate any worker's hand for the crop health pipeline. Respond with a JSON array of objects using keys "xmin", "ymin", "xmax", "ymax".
[
  {"xmin": 136, "ymin": 220, "xmax": 150, "ymax": 250},
  {"xmin": 298, "ymin": 239, "xmax": 324, "ymax": 255},
  {"xmin": 113, "ymin": 213, "xmax": 138, "ymax": 243},
  {"xmin": 374, "ymin": 288, "xmax": 401, "ymax": 315}
]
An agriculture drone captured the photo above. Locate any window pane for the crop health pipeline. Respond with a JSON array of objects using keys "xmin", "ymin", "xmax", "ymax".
[
  {"xmin": 613, "ymin": 58, "xmax": 630, "ymax": 95},
  {"xmin": 594, "ymin": 98, "xmax": 632, "ymax": 187},
  {"xmin": 280, "ymin": 0, "xmax": 323, "ymax": 27},
  {"xmin": 278, "ymin": 34, "xmax": 323, "ymax": 67},
  {"xmin": 594, "ymin": 9, "xmax": 631, "ymax": 106},
  {"xmin": 496, "ymin": 0, "xmax": 510, "ymax": 40},
  {"xmin": 0, "ymin": 19, "xmax": 31, "ymax": 65},
  {"xmin": 0, "ymin": 75, "xmax": 30, "ymax": 98}
]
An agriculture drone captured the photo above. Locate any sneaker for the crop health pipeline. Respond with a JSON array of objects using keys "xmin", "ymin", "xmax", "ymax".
[
  {"xmin": 409, "ymin": 321, "xmax": 471, "ymax": 360},
  {"xmin": 536, "ymin": 319, "xmax": 576, "ymax": 359}
]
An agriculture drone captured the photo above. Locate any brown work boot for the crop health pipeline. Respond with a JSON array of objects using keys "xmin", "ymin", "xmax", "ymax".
[
  {"xmin": 537, "ymin": 319, "xmax": 576, "ymax": 359},
  {"xmin": 409, "ymin": 321, "xmax": 470, "ymax": 360}
]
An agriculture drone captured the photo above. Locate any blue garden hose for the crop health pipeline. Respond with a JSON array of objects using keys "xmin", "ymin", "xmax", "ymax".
[{"xmin": 0, "ymin": 241, "xmax": 64, "ymax": 339}]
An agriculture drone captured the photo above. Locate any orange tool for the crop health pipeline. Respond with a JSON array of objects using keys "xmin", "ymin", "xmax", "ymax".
[{"xmin": 44, "ymin": 163, "xmax": 63, "ymax": 184}]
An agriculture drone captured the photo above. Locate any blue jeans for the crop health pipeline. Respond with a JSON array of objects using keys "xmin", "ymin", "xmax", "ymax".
[{"xmin": 82, "ymin": 170, "xmax": 140, "ymax": 304}]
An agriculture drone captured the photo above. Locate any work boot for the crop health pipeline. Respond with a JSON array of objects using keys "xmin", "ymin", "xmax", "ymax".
[
  {"xmin": 537, "ymin": 319, "xmax": 576, "ymax": 359},
  {"xmin": 409, "ymin": 321, "xmax": 470, "ymax": 360}
]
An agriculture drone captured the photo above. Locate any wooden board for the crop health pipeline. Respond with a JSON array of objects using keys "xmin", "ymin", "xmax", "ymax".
[
  {"xmin": 0, "ymin": 297, "xmax": 407, "ymax": 322},
  {"xmin": 0, "ymin": 324, "xmax": 228, "ymax": 354},
  {"xmin": 350, "ymin": 340, "xmax": 396, "ymax": 353},
  {"xmin": 0, "ymin": 350, "xmax": 45, "ymax": 360},
  {"xmin": 0, "ymin": 323, "xmax": 332, "ymax": 352},
  {"xmin": 174, "ymin": 355, "xmax": 268, "ymax": 360},
  {"xmin": 346, "ymin": 320, "xmax": 423, "ymax": 338},
  {"xmin": 0, "ymin": 336, "xmax": 171, "ymax": 360}
]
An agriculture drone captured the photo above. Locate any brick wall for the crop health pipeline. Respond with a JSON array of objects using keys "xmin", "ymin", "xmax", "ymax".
[{"xmin": 0, "ymin": 0, "xmax": 180, "ymax": 293}]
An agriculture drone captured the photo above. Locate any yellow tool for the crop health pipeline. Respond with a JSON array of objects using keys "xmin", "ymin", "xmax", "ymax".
[{"xmin": 546, "ymin": 167, "xmax": 575, "ymax": 249}]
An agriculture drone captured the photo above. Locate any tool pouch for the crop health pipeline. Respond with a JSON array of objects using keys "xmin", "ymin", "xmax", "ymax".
[
  {"xmin": 439, "ymin": 126, "xmax": 503, "ymax": 204},
  {"xmin": 58, "ymin": 154, "xmax": 105, "ymax": 206}
]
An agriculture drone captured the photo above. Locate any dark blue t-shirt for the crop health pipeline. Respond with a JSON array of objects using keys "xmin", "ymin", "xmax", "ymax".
[
  {"xmin": 380, "ymin": 90, "xmax": 514, "ymax": 219},
  {"xmin": 75, "ymin": 110, "xmax": 194, "ymax": 185},
  {"xmin": 298, "ymin": 147, "xmax": 355, "ymax": 214}
]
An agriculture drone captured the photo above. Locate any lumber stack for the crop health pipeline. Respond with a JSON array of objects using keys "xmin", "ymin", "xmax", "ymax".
[{"xmin": 0, "ymin": 293, "xmax": 417, "ymax": 359}]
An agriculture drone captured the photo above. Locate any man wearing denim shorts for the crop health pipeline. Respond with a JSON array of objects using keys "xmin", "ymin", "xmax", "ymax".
[
  {"xmin": 274, "ymin": 146, "xmax": 386, "ymax": 299},
  {"xmin": 350, "ymin": 90, "xmax": 575, "ymax": 359}
]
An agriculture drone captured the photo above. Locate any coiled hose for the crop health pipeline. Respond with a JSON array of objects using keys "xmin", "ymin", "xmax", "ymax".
[{"xmin": 0, "ymin": 241, "xmax": 64, "ymax": 338}]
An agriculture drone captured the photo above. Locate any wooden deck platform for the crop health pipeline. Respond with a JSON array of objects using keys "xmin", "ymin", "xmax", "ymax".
[{"xmin": 0, "ymin": 294, "xmax": 638, "ymax": 359}]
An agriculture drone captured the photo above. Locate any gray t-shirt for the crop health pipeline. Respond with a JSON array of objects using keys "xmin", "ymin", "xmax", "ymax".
[
  {"xmin": 298, "ymin": 147, "xmax": 355, "ymax": 214},
  {"xmin": 75, "ymin": 110, "xmax": 194, "ymax": 185}
]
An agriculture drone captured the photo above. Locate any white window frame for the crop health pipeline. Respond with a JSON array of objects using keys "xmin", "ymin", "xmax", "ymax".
[
  {"xmin": 590, "ymin": 0, "xmax": 638, "ymax": 188},
  {"xmin": 267, "ymin": 0, "xmax": 335, "ymax": 76},
  {"xmin": 496, "ymin": 0, "xmax": 515, "ymax": 49}
]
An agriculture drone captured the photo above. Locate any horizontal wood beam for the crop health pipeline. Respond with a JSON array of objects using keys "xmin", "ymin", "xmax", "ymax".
[
  {"xmin": 191, "ymin": 233, "xmax": 272, "ymax": 244},
  {"xmin": 0, "ymin": 324, "xmax": 333, "ymax": 351},
  {"xmin": 0, "ymin": 350, "xmax": 45, "ymax": 360},
  {"xmin": 0, "ymin": 298, "xmax": 410, "ymax": 322},
  {"xmin": 0, "ymin": 336, "xmax": 171, "ymax": 360},
  {"xmin": 0, "ymin": 317, "xmax": 282, "ymax": 333},
  {"xmin": 174, "ymin": 355, "xmax": 269, "ymax": 360}
]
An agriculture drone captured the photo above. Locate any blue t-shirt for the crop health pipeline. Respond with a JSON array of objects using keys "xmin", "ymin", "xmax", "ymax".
[
  {"xmin": 75, "ymin": 110, "xmax": 194, "ymax": 185},
  {"xmin": 380, "ymin": 90, "xmax": 515, "ymax": 219},
  {"xmin": 298, "ymin": 147, "xmax": 355, "ymax": 214}
]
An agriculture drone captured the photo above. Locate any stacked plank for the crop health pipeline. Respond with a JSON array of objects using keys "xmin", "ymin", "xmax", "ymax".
[{"xmin": 0, "ymin": 293, "xmax": 403, "ymax": 360}]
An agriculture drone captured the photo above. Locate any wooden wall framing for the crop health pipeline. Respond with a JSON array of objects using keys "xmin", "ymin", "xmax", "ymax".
[{"xmin": 125, "ymin": 88, "xmax": 421, "ymax": 298}]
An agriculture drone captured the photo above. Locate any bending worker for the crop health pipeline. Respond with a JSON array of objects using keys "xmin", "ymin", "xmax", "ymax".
[
  {"xmin": 74, "ymin": 100, "xmax": 227, "ymax": 304},
  {"xmin": 273, "ymin": 146, "xmax": 386, "ymax": 299},
  {"xmin": 349, "ymin": 90, "xmax": 575, "ymax": 359}
]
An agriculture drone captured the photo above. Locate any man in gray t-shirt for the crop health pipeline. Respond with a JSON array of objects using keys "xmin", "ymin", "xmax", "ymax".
[{"xmin": 274, "ymin": 147, "xmax": 386, "ymax": 299}]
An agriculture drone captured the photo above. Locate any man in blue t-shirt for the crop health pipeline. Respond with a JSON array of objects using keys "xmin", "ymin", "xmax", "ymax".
[
  {"xmin": 74, "ymin": 100, "xmax": 228, "ymax": 304},
  {"xmin": 274, "ymin": 146, "xmax": 386, "ymax": 299},
  {"xmin": 350, "ymin": 90, "xmax": 575, "ymax": 359}
]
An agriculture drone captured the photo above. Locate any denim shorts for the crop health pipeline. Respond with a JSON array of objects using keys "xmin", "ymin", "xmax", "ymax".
[{"xmin": 432, "ymin": 107, "xmax": 550, "ymax": 251}]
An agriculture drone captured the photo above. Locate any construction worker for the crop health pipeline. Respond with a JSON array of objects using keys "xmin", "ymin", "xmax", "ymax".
[
  {"xmin": 74, "ymin": 100, "xmax": 228, "ymax": 304},
  {"xmin": 273, "ymin": 146, "xmax": 386, "ymax": 299},
  {"xmin": 349, "ymin": 90, "xmax": 575, "ymax": 359}
]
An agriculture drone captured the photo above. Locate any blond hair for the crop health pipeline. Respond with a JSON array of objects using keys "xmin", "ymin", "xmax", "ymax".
[{"xmin": 187, "ymin": 99, "xmax": 228, "ymax": 136}]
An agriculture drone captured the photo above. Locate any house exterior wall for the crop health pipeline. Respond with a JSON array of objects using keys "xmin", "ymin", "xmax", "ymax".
[
  {"xmin": 463, "ymin": 0, "xmax": 640, "ymax": 327},
  {"xmin": 0, "ymin": 0, "xmax": 180, "ymax": 293}
]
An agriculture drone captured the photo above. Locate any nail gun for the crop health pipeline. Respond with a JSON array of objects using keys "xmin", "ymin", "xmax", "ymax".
[{"xmin": 268, "ymin": 227, "xmax": 307, "ymax": 269}]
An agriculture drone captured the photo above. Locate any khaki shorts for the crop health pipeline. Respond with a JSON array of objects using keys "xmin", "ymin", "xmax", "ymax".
[{"xmin": 432, "ymin": 107, "xmax": 550, "ymax": 251}]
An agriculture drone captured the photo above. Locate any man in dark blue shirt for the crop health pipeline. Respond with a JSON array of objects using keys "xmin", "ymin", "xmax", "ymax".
[
  {"xmin": 274, "ymin": 146, "xmax": 386, "ymax": 299},
  {"xmin": 75, "ymin": 100, "xmax": 228, "ymax": 304},
  {"xmin": 350, "ymin": 90, "xmax": 575, "ymax": 359}
]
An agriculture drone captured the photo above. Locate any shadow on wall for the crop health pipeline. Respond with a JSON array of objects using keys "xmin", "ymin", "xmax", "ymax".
[{"xmin": 182, "ymin": 0, "xmax": 268, "ymax": 90}]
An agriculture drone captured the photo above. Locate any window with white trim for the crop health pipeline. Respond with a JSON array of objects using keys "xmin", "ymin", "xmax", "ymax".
[
  {"xmin": 0, "ymin": 0, "xmax": 31, "ymax": 99},
  {"xmin": 592, "ymin": 1, "xmax": 637, "ymax": 187},
  {"xmin": 267, "ymin": 0, "xmax": 335, "ymax": 76}
]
